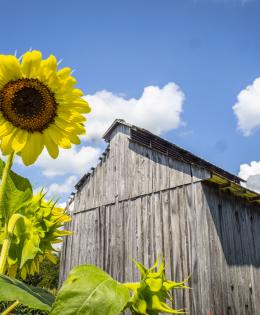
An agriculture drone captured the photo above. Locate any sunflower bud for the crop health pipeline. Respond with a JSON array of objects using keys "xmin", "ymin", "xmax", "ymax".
[{"xmin": 124, "ymin": 258, "xmax": 190, "ymax": 315}]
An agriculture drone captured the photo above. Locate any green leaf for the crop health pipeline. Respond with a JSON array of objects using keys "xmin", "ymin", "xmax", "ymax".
[
  {"xmin": 0, "ymin": 159, "xmax": 32, "ymax": 193},
  {"xmin": 0, "ymin": 158, "xmax": 33, "ymax": 219},
  {"xmin": 0, "ymin": 274, "xmax": 54, "ymax": 311},
  {"xmin": 50, "ymin": 265, "xmax": 130, "ymax": 315},
  {"xmin": 133, "ymin": 259, "xmax": 148, "ymax": 279},
  {"xmin": 20, "ymin": 237, "xmax": 41, "ymax": 268}
]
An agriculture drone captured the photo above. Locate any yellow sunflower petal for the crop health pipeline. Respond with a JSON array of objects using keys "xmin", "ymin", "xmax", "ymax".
[
  {"xmin": 74, "ymin": 123, "xmax": 86, "ymax": 135},
  {"xmin": 54, "ymin": 117, "xmax": 74, "ymax": 131},
  {"xmin": 45, "ymin": 126, "xmax": 71, "ymax": 149},
  {"xmin": 55, "ymin": 117, "xmax": 86, "ymax": 135},
  {"xmin": 59, "ymin": 99, "xmax": 91, "ymax": 114},
  {"xmin": 73, "ymin": 99, "xmax": 91, "ymax": 113},
  {"xmin": 67, "ymin": 133, "xmax": 80, "ymax": 145},
  {"xmin": 0, "ymin": 55, "xmax": 22, "ymax": 88},
  {"xmin": 55, "ymin": 124, "xmax": 81, "ymax": 145},
  {"xmin": 21, "ymin": 50, "xmax": 42, "ymax": 78},
  {"xmin": 46, "ymin": 67, "xmax": 72, "ymax": 93},
  {"xmin": 54, "ymin": 77, "xmax": 77, "ymax": 96},
  {"xmin": 71, "ymin": 88, "xmax": 84, "ymax": 97},
  {"xmin": 1, "ymin": 130, "xmax": 16, "ymax": 155},
  {"xmin": 58, "ymin": 122, "xmax": 85, "ymax": 135},
  {"xmin": 54, "ymin": 88, "xmax": 85, "ymax": 103},
  {"xmin": 37, "ymin": 54, "xmax": 57, "ymax": 82},
  {"xmin": 41, "ymin": 54, "xmax": 57, "ymax": 72},
  {"xmin": 20, "ymin": 132, "xmax": 44, "ymax": 166},
  {"xmin": 0, "ymin": 120, "xmax": 14, "ymax": 138},
  {"xmin": 70, "ymin": 106, "xmax": 90, "ymax": 114},
  {"xmin": 56, "ymin": 67, "xmax": 72, "ymax": 79},
  {"xmin": 43, "ymin": 130, "xmax": 59, "ymax": 159},
  {"xmin": 57, "ymin": 111, "xmax": 86, "ymax": 123},
  {"xmin": 11, "ymin": 129, "xmax": 28, "ymax": 152}
]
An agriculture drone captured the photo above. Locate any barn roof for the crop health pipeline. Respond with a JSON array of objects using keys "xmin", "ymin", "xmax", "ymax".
[
  {"xmin": 75, "ymin": 119, "xmax": 260, "ymax": 205},
  {"xmin": 103, "ymin": 119, "xmax": 242, "ymax": 184}
]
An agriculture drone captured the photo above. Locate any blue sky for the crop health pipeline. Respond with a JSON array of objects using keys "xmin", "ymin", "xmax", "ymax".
[{"xmin": 1, "ymin": 0, "xmax": 260, "ymax": 202}]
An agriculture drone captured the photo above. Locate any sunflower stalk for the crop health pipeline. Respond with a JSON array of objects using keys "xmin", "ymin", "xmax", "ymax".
[
  {"xmin": 1, "ymin": 300, "xmax": 20, "ymax": 315},
  {"xmin": 0, "ymin": 151, "xmax": 15, "ymax": 220},
  {"xmin": 0, "ymin": 152, "xmax": 15, "ymax": 274},
  {"xmin": 0, "ymin": 214, "xmax": 25, "ymax": 274},
  {"xmin": 0, "ymin": 238, "xmax": 11, "ymax": 274}
]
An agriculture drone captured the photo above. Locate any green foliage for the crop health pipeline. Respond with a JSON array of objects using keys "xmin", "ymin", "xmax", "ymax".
[
  {"xmin": 23, "ymin": 255, "xmax": 60, "ymax": 290},
  {"xmin": 0, "ymin": 302, "xmax": 48, "ymax": 315},
  {"xmin": 124, "ymin": 259, "xmax": 190, "ymax": 314},
  {"xmin": 0, "ymin": 158, "xmax": 32, "ymax": 221},
  {"xmin": 5, "ymin": 191, "xmax": 71, "ymax": 279},
  {"xmin": 0, "ymin": 172, "xmax": 71, "ymax": 279},
  {"xmin": 0, "ymin": 256, "xmax": 59, "ymax": 315},
  {"xmin": 0, "ymin": 274, "xmax": 55, "ymax": 311},
  {"xmin": 0, "ymin": 259, "xmax": 190, "ymax": 315},
  {"xmin": 50, "ymin": 265, "xmax": 130, "ymax": 315}
]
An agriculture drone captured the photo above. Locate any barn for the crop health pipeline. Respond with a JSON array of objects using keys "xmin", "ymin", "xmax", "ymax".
[{"xmin": 59, "ymin": 119, "xmax": 260, "ymax": 315}]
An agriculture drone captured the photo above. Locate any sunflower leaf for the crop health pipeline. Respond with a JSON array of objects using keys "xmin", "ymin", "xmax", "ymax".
[
  {"xmin": 0, "ymin": 158, "xmax": 32, "ymax": 219},
  {"xmin": 50, "ymin": 265, "xmax": 130, "ymax": 315},
  {"xmin": 0, "ymin": 274, "xmax": 55, "ymax": 311},
  {"xmin": 0, "ymin": 158, "xmax": 32, "ymax": 193}
]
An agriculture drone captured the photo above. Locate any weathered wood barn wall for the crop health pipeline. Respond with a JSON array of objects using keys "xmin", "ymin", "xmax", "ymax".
[{"xmin": 60, "ymin": 120, "xmax": 260, "ymax": 315}]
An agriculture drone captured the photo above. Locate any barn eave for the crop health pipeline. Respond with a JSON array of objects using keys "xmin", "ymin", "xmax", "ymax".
[
  {"xmin": 207, "ymin": 173, "xmax": 260, "ymax": 205},
  {"xmin": 75, "ymin": 119, "xmax": 260, "ymax": 205}
]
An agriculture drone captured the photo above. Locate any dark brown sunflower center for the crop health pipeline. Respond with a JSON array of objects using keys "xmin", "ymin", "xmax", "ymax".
[
  {"xmin": 12, "ymin": 87, "xmax": 44, "ymax": 118},
  {"xmin": 0, "ymin": 78, "xmax": 57, "ymax": 132}
]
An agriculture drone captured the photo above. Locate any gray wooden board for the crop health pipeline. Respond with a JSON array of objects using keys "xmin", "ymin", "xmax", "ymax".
[
  {"xmin": 72, "ymin": 125, "xmax": 211, "ymax": 212},
  {"xmin": 60, "ymin": 179, "xmax": 260, "ymax": 315}
]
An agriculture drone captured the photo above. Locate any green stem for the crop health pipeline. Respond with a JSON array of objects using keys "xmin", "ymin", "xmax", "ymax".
[
  {"xmin": 0, "ymin": 152, "xmax": 15, "ymax": 274},
  {"xmin": 0, "ymin": 214, "xmax": 24, "ymax": 274},
  {"xmin": 1, "ymin": 300, "xmax": 20, "ymax": 315},
  {"xmin": 0, "ymin": 239, "xmax": 11, "ymax": 274},
  {"xmin": 0, "ymin": 151, "xmax": 15, "ymax": 219}
]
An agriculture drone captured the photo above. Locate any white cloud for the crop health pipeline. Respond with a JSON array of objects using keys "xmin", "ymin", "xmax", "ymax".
[
  {"xmin": 239, "ymin": 161, "xmax": 260, "ymax": 193},
  {"xmin": 239, "ymin": 161, "xmax": 260, "ymax": 181},
  {"xmin": 84, "ymin": 82, "xmax": 185, "ymax": 141},
  {"xmin": 233, "ymin": 78, "xmax": 260, "ymax": 136},
  {"xmin": 33, "ymin": 145, "xmax": 101, "ymax": 178},
  {"xmin": 47, "ymin": 176, "xmax": 77, "ymax": 197},
  {"xmin": 34, "ymin": 177, "xmax": 77, "ymax": 200},
  {"xmin": 57, "ymin": 202, "xmax": 67, "ymax": 209}
]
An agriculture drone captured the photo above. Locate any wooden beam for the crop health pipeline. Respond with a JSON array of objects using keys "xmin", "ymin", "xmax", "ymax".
[
  {"xmin": 248, "ymin": 196, "xmax": 260, "ymax": 203},
  {"xmin": 218, "ymin": 182, "xmax": 231, "ymax": 190}
]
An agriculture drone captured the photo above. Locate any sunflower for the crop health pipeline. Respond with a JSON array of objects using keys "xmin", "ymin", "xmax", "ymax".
[
  {"xmin": 0, "ymin": 190, "xmax": 72, "ymax": 279},
  {"xmin": 0, "ymin": 50, "xmax": 90, "ymax": 165}
]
